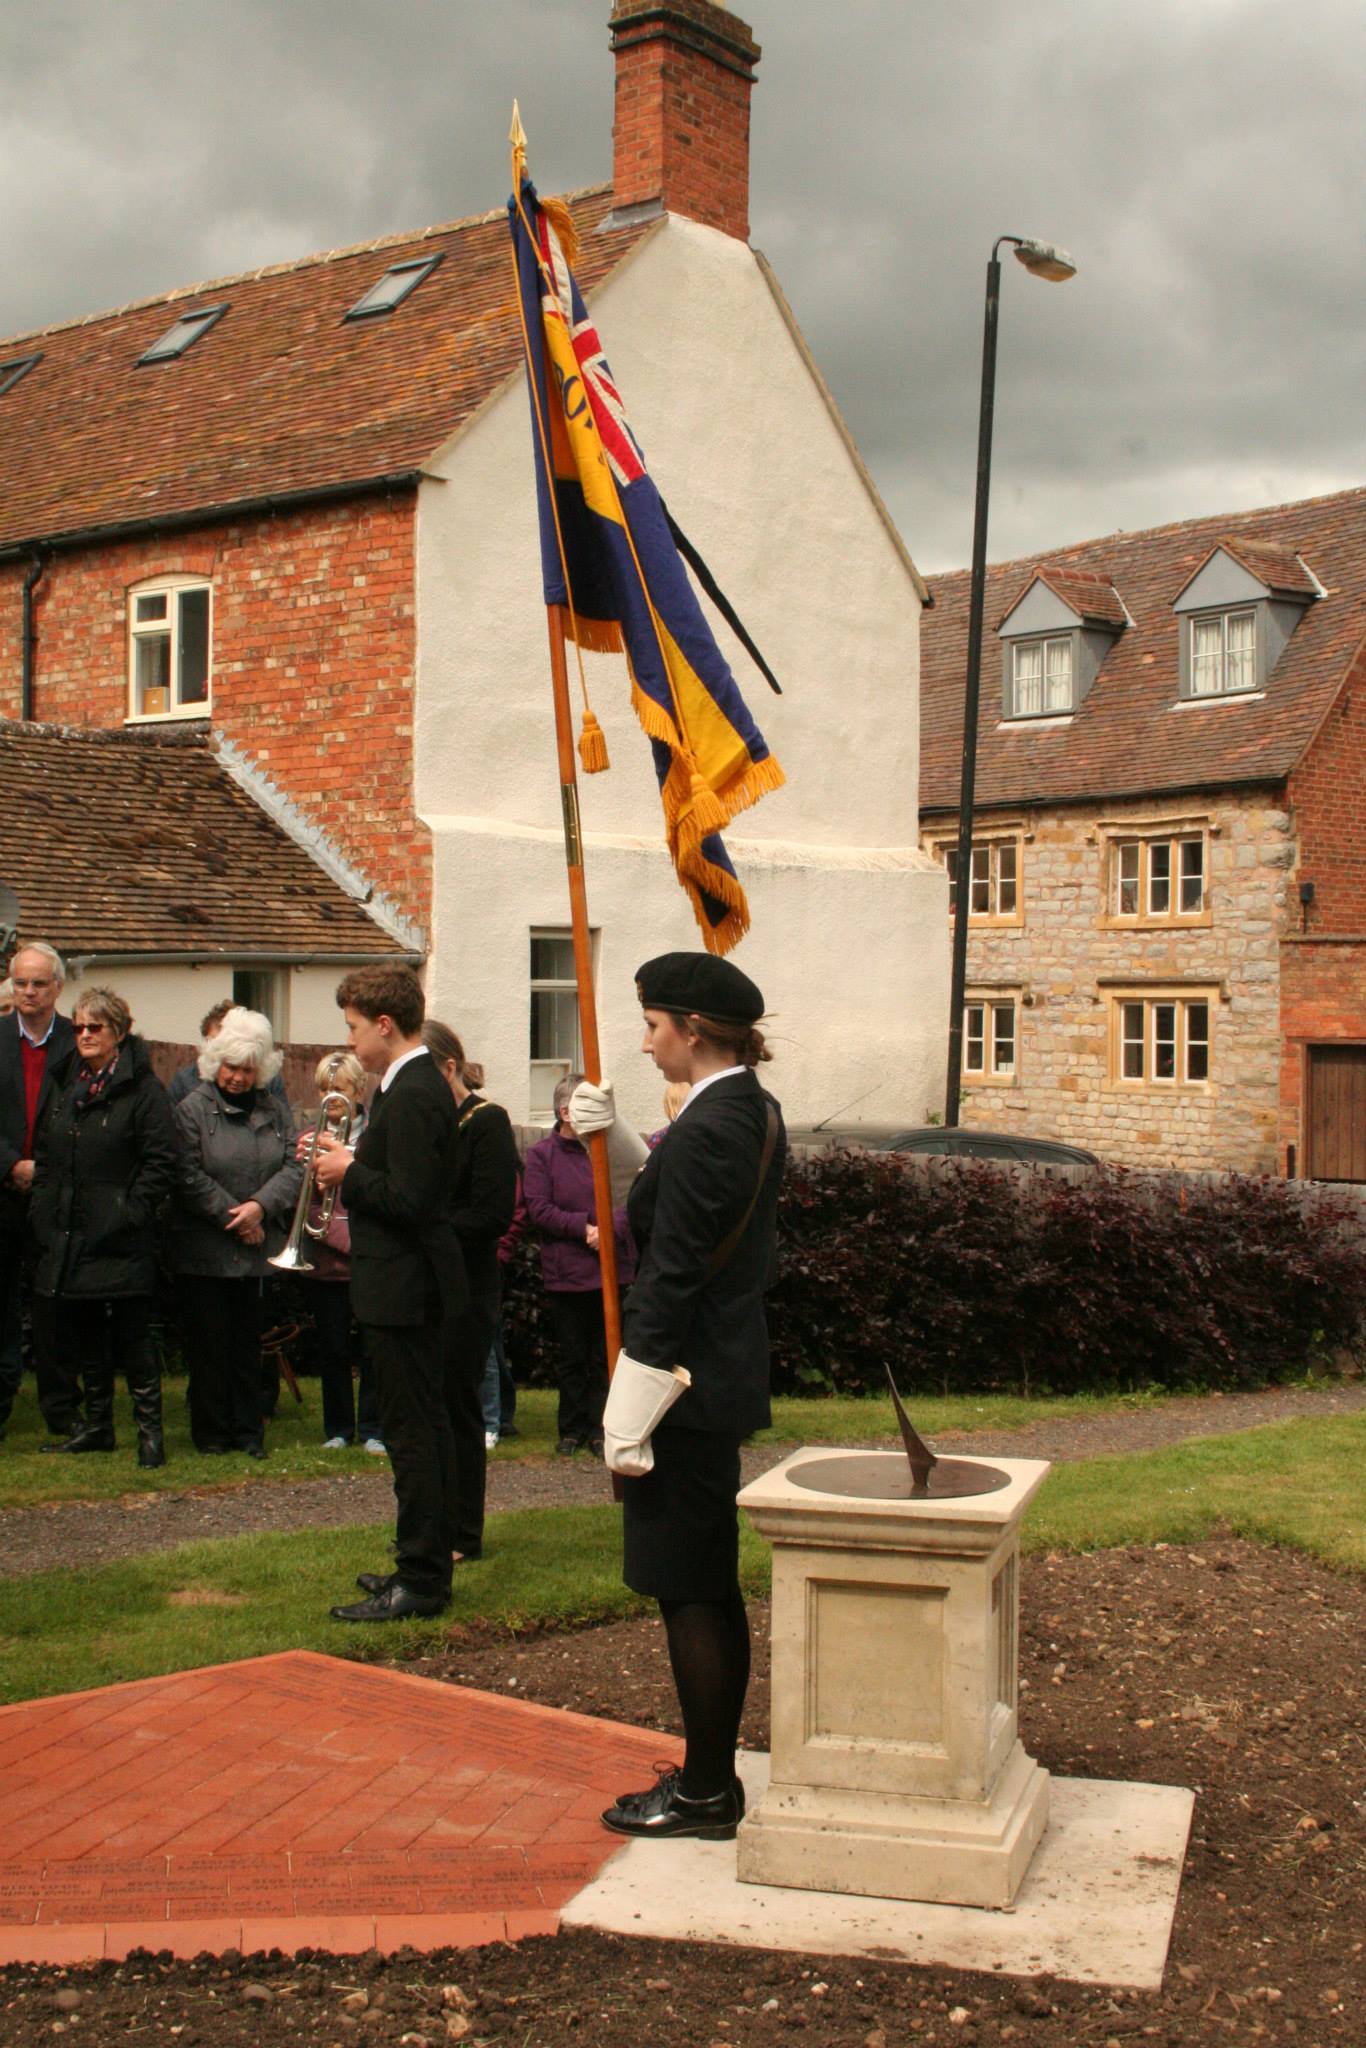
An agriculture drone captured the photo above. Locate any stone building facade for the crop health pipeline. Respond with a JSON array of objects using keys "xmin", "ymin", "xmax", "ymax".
[
  {"xmin": 920, "ymin": 488, "xmax": 1366, "ymax": 1178},
  {"xmin": 923, "ymin": 790, "xmax": 1291, "ymax": 1171}
]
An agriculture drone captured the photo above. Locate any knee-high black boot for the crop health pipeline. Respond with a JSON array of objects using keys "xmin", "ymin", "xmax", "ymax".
[
  {"xmin": 61, "ymin": 1368, "xmax": 115, "ymax": 1453},
  {"xmin": 131, "ymin": 1365, "xmax": 165, "ymax": 1468}
]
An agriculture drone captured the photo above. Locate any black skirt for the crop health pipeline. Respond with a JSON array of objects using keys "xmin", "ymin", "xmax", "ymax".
[{"xmin": 621, "ymin": 1424, "xmax": 743, "ymax": 1603}]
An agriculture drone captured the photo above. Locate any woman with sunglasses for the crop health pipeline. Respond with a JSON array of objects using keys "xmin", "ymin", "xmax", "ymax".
[{"xmin": 31, "ymin": 987, "xmax": 177, "ymax": 1463}]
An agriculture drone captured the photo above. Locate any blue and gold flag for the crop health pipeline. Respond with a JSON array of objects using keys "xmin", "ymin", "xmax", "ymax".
[{"xmin": 509, "ymin": 163, "xmax": 783, "ymax": 956}]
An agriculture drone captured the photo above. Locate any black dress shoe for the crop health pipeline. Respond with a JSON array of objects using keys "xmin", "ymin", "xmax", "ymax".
[
  {"xmin": 330, "ymin": 1582, "xmax": 449, "ymax": 1623},
  {"xmin": 602, "ymin": 1767, "xmax": 741, "ymax": 1840},
  {"xmin": 238, "ymin": 1441, "xmax": 267, "ymax": 1459},
  {"xmin": 137, "ymin": 1434, "xmax": 166, "ymax": 1469},
  {"xmin": 355, "ymin": 1569, "xmax": 399, "ymax": 1595},
  {"xmin": 615, "ymin": 1768, "xmax": 746, "ymax": 1822}
]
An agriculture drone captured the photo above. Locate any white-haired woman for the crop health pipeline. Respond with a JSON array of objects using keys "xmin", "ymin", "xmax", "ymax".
[{"xmin": 170, "ymin": 1006, "xmax": 302, "ymax": 1457}]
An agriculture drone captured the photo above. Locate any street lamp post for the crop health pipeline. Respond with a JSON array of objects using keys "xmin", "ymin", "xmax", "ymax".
[{"xmin": 944, "ymin": 235, "xmax": 1076, "ymax": 1127}]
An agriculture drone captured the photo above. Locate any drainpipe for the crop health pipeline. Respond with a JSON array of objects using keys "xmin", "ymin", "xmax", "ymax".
[{"xmin": 21, "ymin": 552, "xmax": 46, "ymax": 721}]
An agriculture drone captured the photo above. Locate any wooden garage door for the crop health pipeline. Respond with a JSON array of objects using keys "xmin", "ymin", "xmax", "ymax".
[{"xmin": 1307, "ymin": 1046, "xmax": 1366, "ymax": 1181}]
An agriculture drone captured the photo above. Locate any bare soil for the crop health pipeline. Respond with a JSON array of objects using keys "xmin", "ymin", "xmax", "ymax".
[{"xmin": 3, "ymin": 1535, "xmax": 1362, "ymax": 2047}]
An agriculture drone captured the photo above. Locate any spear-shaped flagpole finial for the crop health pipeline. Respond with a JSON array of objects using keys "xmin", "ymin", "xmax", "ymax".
[{"xmin": 510, "ymin": 100, "xmax": 528, "ymax": 182}]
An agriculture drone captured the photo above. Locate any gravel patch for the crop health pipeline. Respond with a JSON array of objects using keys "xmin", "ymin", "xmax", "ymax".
[{"xmin": 0, "ymin": 1380, "xmax": 1362, "ymax": 1580}]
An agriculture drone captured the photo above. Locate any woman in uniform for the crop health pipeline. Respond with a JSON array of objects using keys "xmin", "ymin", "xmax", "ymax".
[{"xmin": 572, "ymin": 951, "xmax": 785, "ymax": 1841}]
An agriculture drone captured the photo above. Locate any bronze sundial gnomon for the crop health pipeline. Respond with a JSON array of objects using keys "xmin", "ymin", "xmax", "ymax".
[{"xmin": 786, "ymin": 1368, "xmax": 1011, "ymax": 1500}]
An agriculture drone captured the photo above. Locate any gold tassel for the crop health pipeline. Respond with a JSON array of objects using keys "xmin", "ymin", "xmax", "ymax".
[
  {"xmin": 578, "ymin": 708, "xmax": 610, "ymax": 774},
  {"xmin": 687, "ymin": 769, "xmax": 729, "ymax": 836}
]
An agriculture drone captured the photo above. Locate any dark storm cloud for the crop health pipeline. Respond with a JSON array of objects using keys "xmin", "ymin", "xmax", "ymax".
[{"xmin": 3, "ymin": 0, "xmax": 1361, "ymax": 569}]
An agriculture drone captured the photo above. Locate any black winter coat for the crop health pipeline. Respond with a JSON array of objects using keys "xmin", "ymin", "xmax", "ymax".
[{"xmin": 31, "ymin": 1036, "xmax": 177, "ymax": 1300}]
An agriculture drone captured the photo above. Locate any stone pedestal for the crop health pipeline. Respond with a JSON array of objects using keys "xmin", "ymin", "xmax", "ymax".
[{"xmin": 736, "ymin": 1448, "xmax": 1051, "ymax": 1910}]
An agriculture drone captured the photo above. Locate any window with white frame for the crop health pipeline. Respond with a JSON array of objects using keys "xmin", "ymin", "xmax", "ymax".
[
  {"xmin": 943, "ymin": 837, "xmax": 1020, "ymax": 920},
  {"xmin": 1011, "ymin": 635, "xmax": 1073, "ymax": 717},
  {"xmin": 963, "ymin": 996, "xmax": 1017, "ymax": 1082},
  {"xmin": 1189, "ymin": 610, "xmax": 1256, "ymax": 697},
  {"xmin": 1113, "ymin": 993, "xmax": 1211, "ymax": 1085},
  {"xmin": 1110, "ymin": 833, "xmax": 1206, "ymax": 922},
  {"xmin": 128, "ymin": 576, "xmax": 211, "ymax": 718},
  {"xmin": 530, "ymin": 929, "xmax": 585, "ymax": 1120}
]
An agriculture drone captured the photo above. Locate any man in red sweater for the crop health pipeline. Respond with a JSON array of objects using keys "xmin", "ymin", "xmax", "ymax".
[{"xmin": 0, "ymin": 942, "xmax": 77, "ymax": 1438}]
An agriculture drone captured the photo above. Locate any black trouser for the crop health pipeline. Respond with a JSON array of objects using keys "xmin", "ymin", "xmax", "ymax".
[
  {"xmin": 443, "ymin": 1290, "xmax": 497, "ymax": 1557},
  {"xmin": 366, "ymin": 1316, "xmax": 457, "ymax": 1600},
  {"xmin": 55, "ymin": 1296, "xmax": 161, "ymax": 1443},
  {"xmin": 547, "ymin": 1289, "xmax": 611, "ymax": 1445},
  {"xmin": 1, "ymin": 1232, "xmax": 81, "ymax": 1432},
  {"xmin": 179, "ymin": 1275, "xmax": 265, "ymax": 1452},
  {"xmin": 309, "ymin": 1282, "xmax": 380, "ymax": 1443}
]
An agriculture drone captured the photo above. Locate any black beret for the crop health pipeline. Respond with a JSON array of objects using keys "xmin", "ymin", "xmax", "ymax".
[{"xmin": 635, "ymin": 951, "xmax": 765, "ymax": 1026}]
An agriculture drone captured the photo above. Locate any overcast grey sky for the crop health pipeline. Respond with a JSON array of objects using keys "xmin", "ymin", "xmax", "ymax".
[{"xmin": 3, "ymin": 0, "xmax": 1362, "ymax": 571}]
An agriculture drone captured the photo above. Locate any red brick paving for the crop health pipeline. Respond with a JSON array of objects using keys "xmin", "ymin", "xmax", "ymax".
[{"xmin": 0, "ymin": 1651, "xmax": 680, "ymax": 1963}]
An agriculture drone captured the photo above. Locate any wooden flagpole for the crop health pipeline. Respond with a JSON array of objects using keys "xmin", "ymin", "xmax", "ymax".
[{"xmin": 544, "ymin": 602, "xmax": 624, "ymax": 1386}]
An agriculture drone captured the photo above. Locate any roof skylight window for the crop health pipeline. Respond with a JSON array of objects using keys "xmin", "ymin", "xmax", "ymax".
[
  {"xmin": 344, "ymin": 255, "xmax": 442, "ymax": 321},
  {"xmin": 0, "ymin": 353, "xmax": 41, "ymax": 396},
  {"xmin": 138, "ymin": 304, "xmax": 227, "ymax": 365}
]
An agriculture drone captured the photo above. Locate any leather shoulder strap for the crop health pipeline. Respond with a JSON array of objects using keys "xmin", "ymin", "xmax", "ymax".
[{"xmin": 705, "ymin": 1100, "xmax": 780, "ymax": 1281}]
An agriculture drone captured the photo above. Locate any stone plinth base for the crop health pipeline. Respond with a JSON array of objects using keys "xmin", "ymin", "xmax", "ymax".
[{"xmin": 737, "ymin": 1737, "xmax": 1049, "ymax": 1910}]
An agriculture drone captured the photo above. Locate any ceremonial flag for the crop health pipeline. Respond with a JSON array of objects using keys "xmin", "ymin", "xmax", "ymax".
[{"xmin": 508, "ymin": 160, "xmax": 784, "ymax": 955}]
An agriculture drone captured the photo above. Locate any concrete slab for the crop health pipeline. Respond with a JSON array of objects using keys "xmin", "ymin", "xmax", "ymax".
[{"xmin": 562, "ymin": 1754, "xmax": 1195, "ymax": 1991}]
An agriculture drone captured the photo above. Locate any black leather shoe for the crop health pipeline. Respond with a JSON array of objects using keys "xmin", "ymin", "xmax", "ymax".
[
  {"xmin": 602, "ymin": 1767, "xmax": 741, "ymax": 1840},
  {"xmin": 615, "ymin": 1768, "xmax": 746, "ymax": 1823},
  {"xmin": 60, "ymin": 1424, "xmax": 116, "ymax": 1454},
  {"xmin": 355, "ymin": 1570, "xmax": 399, "ymax": 1595},
  {"xmin": 330, "ymin": 1582, "xmax": 449, "ymax": 1623},
  {"xmin": 137, "ymin": 1434, "xmax": 166, "ymax": 1469}
]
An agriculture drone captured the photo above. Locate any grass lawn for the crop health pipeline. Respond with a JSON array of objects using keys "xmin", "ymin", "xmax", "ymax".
[
  {"xmin": 1, "ymin": 1374, "xmax": 1192, "ymax": 1507},
  {"xmin": 1, "ymin": 1412, "xmax": 1362, "ymax": 1707}
]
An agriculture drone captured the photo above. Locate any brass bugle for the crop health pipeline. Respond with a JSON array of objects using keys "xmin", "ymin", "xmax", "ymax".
[{"xmin": 269, "ymin": 1081, "xmax": 354, "ymax": 1274}]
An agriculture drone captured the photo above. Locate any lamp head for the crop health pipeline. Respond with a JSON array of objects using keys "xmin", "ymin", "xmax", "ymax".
[{"xmin": 1012, "ymin": 238, "xmax": 1076, "ymax": 282}]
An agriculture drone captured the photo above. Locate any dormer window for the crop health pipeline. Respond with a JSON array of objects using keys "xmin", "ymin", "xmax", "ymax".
[
  {"xmin": 1173, "ymin": 542, "xmax": 1317, "ymax": 701},
  {"xmin": 997, "ymin": 568, "xmax": 1124, "ymax": 722},
  {"xmin": 1189, "ymin": 609, "xmax": 1256, "ymax": 697},
  {"xmin": 1012, "ymin": 636, "xmax": 1073, "ymax": 717}
]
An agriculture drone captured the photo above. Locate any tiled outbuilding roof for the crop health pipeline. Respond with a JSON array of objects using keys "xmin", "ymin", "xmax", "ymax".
[
  {"xmin": 0, "ymin": 190, "xmax": 655, "ymax": 555},
  {"xmin": 0, "ymin": 722, "xmax": 408, "ymax": 959},
  {"xmin": 921, "ymin": 487, "xmax": 1366, "ymax": 813}
]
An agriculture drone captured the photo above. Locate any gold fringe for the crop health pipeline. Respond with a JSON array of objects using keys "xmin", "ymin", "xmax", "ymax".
[
  {"xmin": 539, "ymin": 194, "xmax": 580, "ymax": 267},
  {"xmin": 566, "ymin": 613, "xmax": 624, "ymax": 658},
  {"xmin": 578, "ymin": 708, "xmax": 610, "ymax": 774},
  {"xmin": 714, "ymin": 751, "xmax": 786, "ymax": 818}
]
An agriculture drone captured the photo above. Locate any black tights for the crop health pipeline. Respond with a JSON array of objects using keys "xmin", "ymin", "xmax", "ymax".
[{"xmin": 660, "ymin": 1587, "xmax": 750, "ymax": 1799}]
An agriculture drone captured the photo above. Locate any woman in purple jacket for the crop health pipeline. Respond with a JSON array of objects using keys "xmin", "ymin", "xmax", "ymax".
[{"xmin": 522, "ymin": 1072, "xmax": 636, "ymax": 1455}]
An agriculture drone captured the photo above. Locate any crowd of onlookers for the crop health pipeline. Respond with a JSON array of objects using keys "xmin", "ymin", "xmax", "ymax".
[{"xmin": 0, "ymin": 941, "xmax": 648, "ymax": 1474}]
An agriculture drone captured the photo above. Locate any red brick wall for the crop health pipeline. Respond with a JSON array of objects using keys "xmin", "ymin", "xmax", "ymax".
[
  {"xmin": 611, "ymin": 0, "xmax": 757, "ymax": 240},
  {"xmin": 1, "ymin": 494, "xmax": 429, "ymax": 930},
  {"xmin": 1279, "ymin": 637, "xmax": 1366, "ymax": 1163}
]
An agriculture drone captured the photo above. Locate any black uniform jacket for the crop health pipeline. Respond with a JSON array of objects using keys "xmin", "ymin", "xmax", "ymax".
[
  {"xmin": 342, "ymin": 1050, "xmax": 468, "ymax": 1330},
  {"xmin": 450, "ymin": 1093, "xmax": 519, "ymax": 1309},
  {"xmin": 31, "ymin": 1035, "xmax": 176, "ymax": 1300},
  {"xmin": 624, "ymin": 1069, "xmax": 785, "ymax": 1438},
  {"xmin": 0, "ymin": 1012, "xmax": 76, "ymax": 1241}
]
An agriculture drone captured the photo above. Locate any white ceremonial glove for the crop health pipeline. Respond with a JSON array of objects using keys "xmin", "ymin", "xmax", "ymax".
[
  {"xmin": 569, "ymin": 1079, "xmax": 649, "ymax": 1206},
  {"xmin": 602, "ymin": 1352, "xmax": 692, "ymax": 1476}
]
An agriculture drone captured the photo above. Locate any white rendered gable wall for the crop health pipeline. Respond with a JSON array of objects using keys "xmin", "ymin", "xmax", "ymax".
[{"xmin": 414, "ymin": 214, "xmax": 947, "ymax": 1130}]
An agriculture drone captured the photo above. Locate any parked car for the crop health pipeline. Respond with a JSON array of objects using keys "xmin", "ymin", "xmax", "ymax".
[{"xmin": 865, "ymin": 1126, "xmax": 1099, "ymax": 1167}]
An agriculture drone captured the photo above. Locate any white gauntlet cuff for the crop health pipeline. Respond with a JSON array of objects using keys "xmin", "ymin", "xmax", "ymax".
[{"xmin": 602, "ymin": 1351, "xmax": 692, "ymax": 1476}]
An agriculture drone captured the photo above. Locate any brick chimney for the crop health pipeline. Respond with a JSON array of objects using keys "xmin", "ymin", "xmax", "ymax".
[{"xmin": 609, "ymin": 1, "xmax": 761, "ymax": 241}]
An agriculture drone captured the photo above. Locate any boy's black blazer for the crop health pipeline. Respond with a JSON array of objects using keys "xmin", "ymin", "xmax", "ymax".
[
  {"xmin": 624, "ymin": 1068, "xmax": 785, "ymax": 1437},
  {"xmin": 341, "ymin": 1051, "xmax": 468, "ymax": 1329}
]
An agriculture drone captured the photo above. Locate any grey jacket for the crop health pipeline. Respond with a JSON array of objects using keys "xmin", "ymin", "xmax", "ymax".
[{"xmin": 170, "ymin": 1081, "xmax": 303, "ymax": 1278}]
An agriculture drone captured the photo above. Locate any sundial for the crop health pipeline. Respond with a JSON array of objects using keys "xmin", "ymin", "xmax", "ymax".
[{"xmin": 786, "ymin": 1367, "xmax": 1011, "ymax": 1500}]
